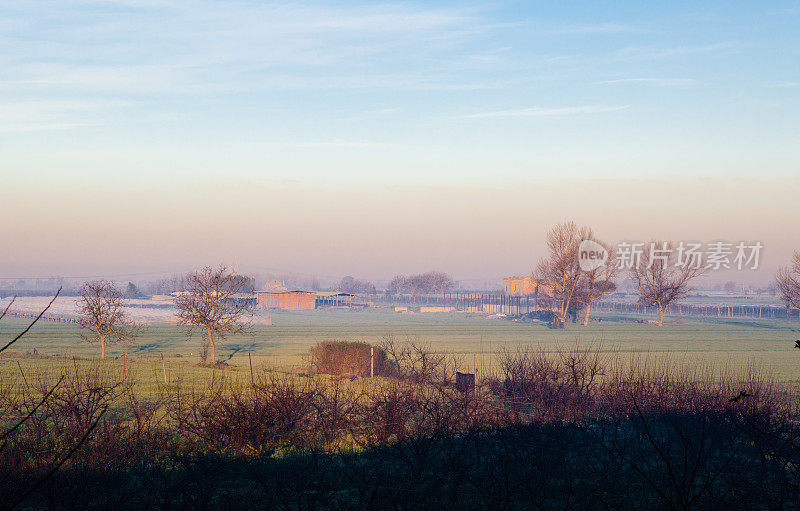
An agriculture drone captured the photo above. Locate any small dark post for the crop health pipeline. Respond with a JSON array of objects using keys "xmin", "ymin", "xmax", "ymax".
[{"xmin": 456, "ymin": 371, "xmax": 475, "ymax": 393}]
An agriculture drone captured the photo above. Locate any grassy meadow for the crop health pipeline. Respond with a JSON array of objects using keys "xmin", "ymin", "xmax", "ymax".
[
  {"xmin": 2, "ymin": 307, "xmax": 800, "ymax": 381},
  {"xmin": 4, "ymin": 307, "xmax": 800, "ymax": 509}
]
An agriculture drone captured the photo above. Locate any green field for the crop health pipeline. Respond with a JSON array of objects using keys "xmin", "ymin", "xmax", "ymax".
[{"xmin": 2, "ymin": 308, "xmax": 800, "ymax": 380}]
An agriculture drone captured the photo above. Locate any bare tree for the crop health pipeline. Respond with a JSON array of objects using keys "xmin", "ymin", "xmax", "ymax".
[
  {"xmin": 535, "ymin": 221, "xmax": 588, "ymax": 327},
  {"xmin": 1, "ymin": 289, "xmax": 109, "ymax": 509},
  {"xmin": 575, "ymin": 238, "xmax": 618, "ymax": 326},
  {"xmin": 386, "ymin": 272, "xmax": 454, "ymax": 296},
  {"xmin": 77, "ymin": 281, "xmax": 138, "ymax": 358},
  {"xmin": 776, "ymin": 251, "xmax": 800, "ymax": 318},
  {"xmin": 421, "ymin": 271, "xmax": 455, "ymax": 294},
  {"xmin": 175, "ymin": 265, "xmax": 254, "ymax": 364},
  {"xmin": 386, "ymin": 275, "xmax": 407, "ymax": 296},
  {"xmin": 630, "ymin": 241, "xmax": 704, "ymax": 326},
  {"xmin": 338, "ymin": 276, "xmax": 376, "ymax": 295}
]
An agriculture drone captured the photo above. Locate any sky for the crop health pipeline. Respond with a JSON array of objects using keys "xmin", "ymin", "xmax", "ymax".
[{"xmin": 0, "ymin": 1, "xmax": 798, "ymax": 285}]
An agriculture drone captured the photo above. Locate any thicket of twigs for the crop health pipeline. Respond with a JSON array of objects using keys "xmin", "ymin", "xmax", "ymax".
[{"xmin": 2, "ymin": 338, "xmax": 800, "ymax": 509}]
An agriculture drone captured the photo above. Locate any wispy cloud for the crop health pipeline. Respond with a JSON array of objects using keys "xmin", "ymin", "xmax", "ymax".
[
  {"xmin": 0, "ymin": 2, "xmax": 498, "ymax": 100},
  {"xmin": 769, "ymin": 81, "xmax": 800, "ymax": 88},
  {"xmin": 608, "ymin": 42, "xmax": 737, "ymax": 62},
  {"xmin": 363, "ymin": 108, "xmax": 400, "ymax": 115},
  {"xmin": 595, "ymin": 78, "xmax": 698, "ymax": 87},
  {"xmin": 539, "ymin": 22, "xmax": 645, "ymax": 35},
  {"xmin": 461, "ymin": 105, "xmax": 628, "ymax": 119},
  {"xmin": 271, "ymin": 140, "xmax": 391, "ymax": 149},
  {"xmin": 0, "ymin": 122, "xmax": 96, "ymax": 133},
  {"xmin": 0, "ymin": 99, "xmax": 132, "ymax": 132},
  {"xmin": 738, "ymin": 98, "xmax": 782, "ymax": 109}
]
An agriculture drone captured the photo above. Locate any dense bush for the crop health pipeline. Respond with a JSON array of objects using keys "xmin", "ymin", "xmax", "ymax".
[{"xmin": 310, "ymin": 340, "xmax": 391, "ymax": 377}]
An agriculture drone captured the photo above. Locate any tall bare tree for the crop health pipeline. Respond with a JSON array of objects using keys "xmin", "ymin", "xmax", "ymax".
[
  {"xmin": 77, "ymin": 281, "xmax": 138, "ymax": 358},
  {"xmin": 630, "ymin": 241, "xmax": 704, "ymax": 326},
  {"xmin": 776, "ymin": 251, "xmax": 800, "ymax": 318},
  {"xmin": 575, "ymin": 238, "xmax": 618, "ymax": 326},
  {"xmin": 175, "ymin": 265, "xmax": 254, "ymax": 364},
  {"xmin": 535, "ymin": 221, "xmax": 588, "ymax": 326}
]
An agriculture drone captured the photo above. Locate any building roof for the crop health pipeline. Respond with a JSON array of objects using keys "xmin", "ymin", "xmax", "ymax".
[
  {"xmin": 314, "ymin": 291, "xmax": 356, "ymax": 297},
  {"xmin": 228, "ymin": 293, "xmax": 256, "ymax": 299},
  {"xmin": 255, "ymin": 289, "xmax": 314, "ymax": 295}
]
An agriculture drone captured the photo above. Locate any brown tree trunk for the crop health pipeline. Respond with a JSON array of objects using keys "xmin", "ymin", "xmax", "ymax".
[
  {"xmin": 658, "ymin": 307, "xmax": 665, "ymax": 327},
  {"xmin": 558, "ymin": 301, "xmax": 569, "ymax": 327},
  {"xmin": 207, "ymin": 327, "xmax": 215, "ymax": 364},
  {"xmin": 583, "ymin": 303, "xmax": 592, "ymax": 326},
  {"xmin": 100, "ymin": 334, "xmax": 106, "ymax": 359}
]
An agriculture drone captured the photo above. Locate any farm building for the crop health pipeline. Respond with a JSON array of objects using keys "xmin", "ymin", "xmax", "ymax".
[
  {"xmin": 224, "ymin": 293, "xmax": 258, "ymax": 308},
  {"xmin": 502, "ymin": 276, "xmax": 554, "ymax": 297},
  {"xmin": 502, "ymin": 276, "xmax": 537, "ymax": 296},
  {"xmin": 315, "ymin": 291, "xmax": 358, "ymax": 308},
  {"xmin": 255, "ymin": 288, "xmax": 371, "ymax": 310},
  {"xmin": 256, "ymin": 290, "xmax": 316, "ymax": 310}
]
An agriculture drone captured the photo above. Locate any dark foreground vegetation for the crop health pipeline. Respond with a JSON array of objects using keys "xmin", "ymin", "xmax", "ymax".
[{"xmin": 2, "ymin": 340, "xmax": 800, "ymax": 510}]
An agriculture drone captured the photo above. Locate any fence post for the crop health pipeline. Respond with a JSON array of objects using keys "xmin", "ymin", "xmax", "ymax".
[
  {"xmin": 249, "ymin": 352, "xmax": 254, "ymax": 386},
  {"xmin": 370, "ymin": 346, "xmax": 374, "ymax": 378}
]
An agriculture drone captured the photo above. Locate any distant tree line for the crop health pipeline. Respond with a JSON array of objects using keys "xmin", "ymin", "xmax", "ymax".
[
  {"xmin": 777, "ymin": 251, "xmax": 800, "ymax": 314},
  {"xmin": 338, "ymin": 276, "xmax": 376, "ymax": 295},
  {"xmin": 386, "ymin": 271, "xmax": 455, "ymax": 296}
]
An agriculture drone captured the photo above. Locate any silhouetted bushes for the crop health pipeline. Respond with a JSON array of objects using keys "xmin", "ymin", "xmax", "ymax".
[
  {"xmin": 2, "ymin": 344, "xmax": 800, "ymax": 509},
  {"xmin": 11, "ymin": 416, "xmax": 800, "ymax": 509}
]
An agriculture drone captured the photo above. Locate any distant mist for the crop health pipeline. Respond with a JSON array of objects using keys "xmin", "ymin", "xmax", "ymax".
[{"xmin": 1, "ymin": 176, "xmax": 796, "ymax": 286}]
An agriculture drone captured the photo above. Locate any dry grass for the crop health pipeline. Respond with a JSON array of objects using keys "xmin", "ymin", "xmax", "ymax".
[{"xmin": 2, "ymin": 339, "xmax": 800, "ymax": 508}]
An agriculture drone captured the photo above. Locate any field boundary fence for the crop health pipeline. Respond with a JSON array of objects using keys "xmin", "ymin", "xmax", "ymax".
[
  {"xmin": 2, "ymin": 294, "xmax": 797, "ymax": 324},
  {"xmin": 376, "ymin": 292, "xmax": 799, "ymax": 321}
]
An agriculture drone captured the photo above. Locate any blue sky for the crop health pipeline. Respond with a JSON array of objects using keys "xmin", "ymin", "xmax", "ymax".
[{"xmin": 1, "ymin": 1, "xmax": 798, "ymax": 281}]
